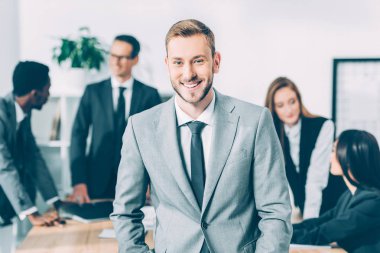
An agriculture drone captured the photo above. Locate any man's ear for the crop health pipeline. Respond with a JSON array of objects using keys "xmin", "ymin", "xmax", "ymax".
[
  {"xmin": 30, "ymin": 89, "xmax": 38, "ymax": 97},
  {"xmin": 213, "ymin": 52, "xmax": 221, "ymax": 73},
  {"xmin": 132, "ymin": 55, "xmax": 139, "ymax": 66},
  {"xmin": 165, "ymin": 57, "xmax": 169, "ymax": 69},
  {"xmin": 29, "ymin": 89, "xmax": 42, "ymax": 101}
]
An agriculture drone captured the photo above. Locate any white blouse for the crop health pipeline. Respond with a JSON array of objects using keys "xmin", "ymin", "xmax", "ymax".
[{"xmin": 285, "ymin": 118, "xmax": 334, "ymax": 219}]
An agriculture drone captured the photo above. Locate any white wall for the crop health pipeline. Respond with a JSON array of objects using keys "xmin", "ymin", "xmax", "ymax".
[
  {"xmin": 18, "ymin": 0, "xmax": 380, "ymax": 117},
  {"xmin": 0, "ymin": 0, "xmax": 20, "ymax": 96}
]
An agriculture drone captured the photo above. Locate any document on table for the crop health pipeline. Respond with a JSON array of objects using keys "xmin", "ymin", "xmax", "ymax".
[
  {"xmin": 60, "ymin": 200, "xmax": 113, "ymax": 223},
  {"xmin": 99, "ymin": 228, "xmax": 115, "ymax": 239},
  {"xmin": 99, "ymin": 206, "xmax": 156, "ymax": 239}
]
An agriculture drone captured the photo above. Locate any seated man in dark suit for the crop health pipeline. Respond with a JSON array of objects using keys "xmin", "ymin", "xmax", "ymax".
[
  {"xmin": 69, "ymin": 35, "xmax": 161, "ymax": 203},
  {"xmin": 0, "ymin": 61, "xmax": 63, "ymax": 227}
]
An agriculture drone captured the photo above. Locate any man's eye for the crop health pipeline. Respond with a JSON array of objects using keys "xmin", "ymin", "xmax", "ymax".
[
  {"xmin": 194, "ymin": 59, "xmax": 204, "ymax": 64},
  {"xmin": 173, "ymin": 61, "xmax": 182, "ymax": 65}
]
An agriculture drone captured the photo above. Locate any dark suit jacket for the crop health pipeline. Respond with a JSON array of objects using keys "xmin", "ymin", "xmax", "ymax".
[
  {"xmin": 70, "ymin": 78, "xmax": 161, "ymax": 198},
  {"xmin": 292, "ymin": 188, "xmax": 380, "ymax": 253},
  {"xmin": 0, "ymin": 93, "xmax": 58, "ymax": 223}
]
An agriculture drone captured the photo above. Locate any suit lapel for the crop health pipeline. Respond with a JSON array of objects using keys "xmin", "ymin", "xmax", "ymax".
[
  {"xmin": 129, "ymin": 80, "xmax": 142, "ymax": 116},
  {"xmin": 154, "ymin": 98, "xmax": 200, "ymax": 214},
  {"xmin": 202, "ymin": 91, "xmax": 239, "ymax": 213},
  {"xmin": 99, "ymin": 79, "xmax": 114, "ymax": 130}
]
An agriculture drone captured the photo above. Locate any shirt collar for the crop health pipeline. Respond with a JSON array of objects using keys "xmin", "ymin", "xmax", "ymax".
[
  {"xmin": 14, "ymin": 101, "xmax": 27, "ymax": 124},
  {"xmin": 175, "ymin": 89, "xmax": 215, "ymax": 127},
  {"xmin": 111, "ymin": 76, "xmax": 134, "ymax": 90},
  {"xmin": 284, "ymin": 118, "xmax": 302, "ymax": 137}
]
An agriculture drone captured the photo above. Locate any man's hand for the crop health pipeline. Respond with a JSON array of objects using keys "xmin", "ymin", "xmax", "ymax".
[
  {"xmin": 27, "ymin": 211, "xmax": 65, "ymax": 227},
  {"xmin": 67, "ymin": 183, "xmax": 91, "ymax": 204}
]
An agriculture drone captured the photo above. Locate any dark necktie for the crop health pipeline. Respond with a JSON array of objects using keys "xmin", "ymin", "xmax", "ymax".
[
  {"xmin": 187, "ymin": 121, "xmax": 210, "ymax": 253},
  {"xmin": 187, "ymin": 121, "xmax": 207, "ymax": 208},
  {"xmin": 114, "ymin": 87, "xmax": 127, "ymax": 171},
  {"xmin": 115, "ymin": 87, "xmax": 127, "ymax": 134}
]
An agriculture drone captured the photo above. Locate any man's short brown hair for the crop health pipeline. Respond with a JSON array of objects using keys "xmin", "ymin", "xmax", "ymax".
[{"xmin": 165, "ymin": 19, "xmax": 215, "ymax": 56}]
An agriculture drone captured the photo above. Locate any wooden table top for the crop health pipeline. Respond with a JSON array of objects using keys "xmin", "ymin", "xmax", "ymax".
[
  {"xmin": 16, "ymin": 220, "xmax": 153, "ymax": 253},
  {"xmin": 16, "ymin": 220, "xmax": 346, "ymax": 253},
  {"xmin": 290, "ymin": 247, "xmax": 346, "ymax": 253}
]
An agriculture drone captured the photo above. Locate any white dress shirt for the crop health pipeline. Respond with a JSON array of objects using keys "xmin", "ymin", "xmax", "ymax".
[
  {"xmin": 111, "ymin": 76, "xmax": 134, "ymax": 118},
  {"xmin": 285, "ymin": 118, "xmax": 334, "ymax": 219},
  {"xmin": 14, "ymin": 102, "xmax": 59, "ymax": 220},
  {"xmin": 174, "ymin": 90, "xmax": 215, "ymax": 180}
]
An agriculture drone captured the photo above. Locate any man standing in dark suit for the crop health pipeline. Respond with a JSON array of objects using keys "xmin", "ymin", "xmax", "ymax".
[
  {"xmin": 0, "ymin": 61, "xmax": 63, "ymax": 228},
  {"xmin": 69, "ymin": 35, "xmax": 161, "ymax": 203}
]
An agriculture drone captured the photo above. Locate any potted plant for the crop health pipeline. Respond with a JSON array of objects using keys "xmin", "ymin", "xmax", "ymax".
[
  {"xmin": 53, "ymin": 26, "xmax": 106, "ymax": 71},
  {"xmin": 51, "ymin": 27, "xmax": 107, "ymax": 95}
]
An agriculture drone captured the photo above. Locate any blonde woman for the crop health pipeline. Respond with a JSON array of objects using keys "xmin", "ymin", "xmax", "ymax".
[{"xmin": 265, "ymin": 77, "xmax": 340, "ymax": 219}]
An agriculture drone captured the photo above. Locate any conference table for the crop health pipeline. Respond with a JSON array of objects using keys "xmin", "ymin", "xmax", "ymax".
[{"xmin": 16, "ymin": 220, "xmax": 346, "ymax": 253}]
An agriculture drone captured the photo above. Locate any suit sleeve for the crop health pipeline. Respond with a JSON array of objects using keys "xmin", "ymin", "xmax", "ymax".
[
  {"xmin": 25, "ymin": 117, "xmax": 59, "ymax": 202},
  {"xmin": 303, "ymin": 120, "xmax": 334, "ymax": 218},
  {"xmin": 70, "ymin": 86, "xmax": 91, "ymax": 186},
  {"xmin": 293, "ymin": 192, "xmax": 342, "ymax": 231},
  {"xmin": 292, "ymin": 192, "xmax": 378, "ymax": 245},
  {"xmin": 110, "ymin": 116, "xmax": 150, "ymax": 253},
  {"xmin": 253, "ymin": 108, "xmax": 292, "ymax": 253},
  {"xmin": 0, "ymin": 119, "xmax": 34, "ymax": 215}
]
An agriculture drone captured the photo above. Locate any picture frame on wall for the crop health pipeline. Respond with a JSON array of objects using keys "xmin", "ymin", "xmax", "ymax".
[{"xmin": 332, "ymin": 58, "xmax": 380, "ymax": 142}]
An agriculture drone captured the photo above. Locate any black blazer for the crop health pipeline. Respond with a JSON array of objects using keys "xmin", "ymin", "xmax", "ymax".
[
  {"xmin": 292, "ymin": 189, "xmax": 380, "ymax": 253},
  {"xmin": 70, "ymin": 79, "xmax": 161, "ymax": 198}
]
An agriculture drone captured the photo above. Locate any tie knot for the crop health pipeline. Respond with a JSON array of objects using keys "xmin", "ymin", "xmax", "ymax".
[
  {"xmin": 187, "ymin": 121, "xmax": 206, "ymax": 134},
  {"xmin": 119, "ymin": 86, "xmax": 126, "ymax": 94}
]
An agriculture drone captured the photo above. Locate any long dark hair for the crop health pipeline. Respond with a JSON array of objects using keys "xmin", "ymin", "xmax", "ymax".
[{"xmin": 336, "ymin": 130, "xmax": 380, "ymax": 191}]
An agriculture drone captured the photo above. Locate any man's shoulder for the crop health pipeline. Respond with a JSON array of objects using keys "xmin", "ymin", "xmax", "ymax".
[
  {"xmin": 0, "ymin": 96, "xmax": 6, "ymax": 110},
  {"xmin": 217, "ymin": 92, "xmax": 266, "ymax": 118},
  {"xmin": 129, "ymin": 98, "xmax": 170, "ymax": 123},
  {"xmin": 133, "ymin": 79, "xmax": 159, "ymax": 93},
  {"xmin": 85, "ymin": 78, "xmax": 110, "ymax": 89},
  {"xmin": 79, "ymin": 79, "xmax": 111, "ymax": 98},
  {"xmin": 0, "ymin": 94, "xmax": 13, "ymax": 120}
]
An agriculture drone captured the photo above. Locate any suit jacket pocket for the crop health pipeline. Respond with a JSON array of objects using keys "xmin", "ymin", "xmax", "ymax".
[
  {"xmin": 225, "ymin": 149, "xmax": 249, "ymax": 166},
  {"xmin": 241, "ymin": 235, "xmax": 259, "ymax": 253}
]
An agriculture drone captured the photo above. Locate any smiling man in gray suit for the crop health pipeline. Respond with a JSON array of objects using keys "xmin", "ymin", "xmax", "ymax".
[{"xmin": 111, "ymin": 19, "xmax": 292, "ymax": 253}]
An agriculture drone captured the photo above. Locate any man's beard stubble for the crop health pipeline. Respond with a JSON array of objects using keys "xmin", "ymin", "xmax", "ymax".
[{"xmin": 171, "ymin": 75, "xmax": 214, "ymax": 105}]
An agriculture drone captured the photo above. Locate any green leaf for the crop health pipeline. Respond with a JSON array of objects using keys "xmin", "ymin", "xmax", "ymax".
[{"xmin": 52, "ymin": 27, "xmax": 106, "ymax": 71}]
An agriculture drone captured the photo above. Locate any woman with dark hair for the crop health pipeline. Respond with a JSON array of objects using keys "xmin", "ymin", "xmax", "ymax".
[
  {"xmin": 291, "ymin": 129, "xmax": 380, "ymax": 252},
  {"xmin": 265, "ymin": 77, "xmax": 342, "ymax": 219}
]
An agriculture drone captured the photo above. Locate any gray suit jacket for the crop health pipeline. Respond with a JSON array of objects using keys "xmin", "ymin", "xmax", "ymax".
[
  {"xmin": 111, "ymin": 90, "xmax": 292, "ymax": 253},
  {"xmin": 0, "ymin": 93, "xmax": 58, "ymax": 222}
]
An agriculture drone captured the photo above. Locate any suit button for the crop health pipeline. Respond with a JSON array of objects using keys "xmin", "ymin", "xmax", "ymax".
[{"xmin": 201, "ymin": 221, "xmax": 208, "ymax": 230}]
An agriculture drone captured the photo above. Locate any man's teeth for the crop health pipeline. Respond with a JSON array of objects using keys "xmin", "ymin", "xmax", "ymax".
[{"xmin": 184, "ymin": 82, "xmax": 199, "ymax": 88}]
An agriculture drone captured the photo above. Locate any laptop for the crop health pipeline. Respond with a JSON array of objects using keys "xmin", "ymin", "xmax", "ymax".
[{"xmin": 60, "ymin": 200, "xmax": 113, "ymax": 223}]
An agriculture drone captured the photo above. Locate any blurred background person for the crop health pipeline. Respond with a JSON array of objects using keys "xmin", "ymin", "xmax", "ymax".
[
  {"xmin": 69, "ymin": 35, "xmax": 161, "ymax": 203},
  {"xmin": 0, "ymin": 61, "xmax": 63, "ymax": 230},
  {"xmin": 291, "ymin": 129, "xmax": 380, "ymax": 252},
  {"xmin": 265, "ymin": 77, "xmax": 344, "ymax": 220}
]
